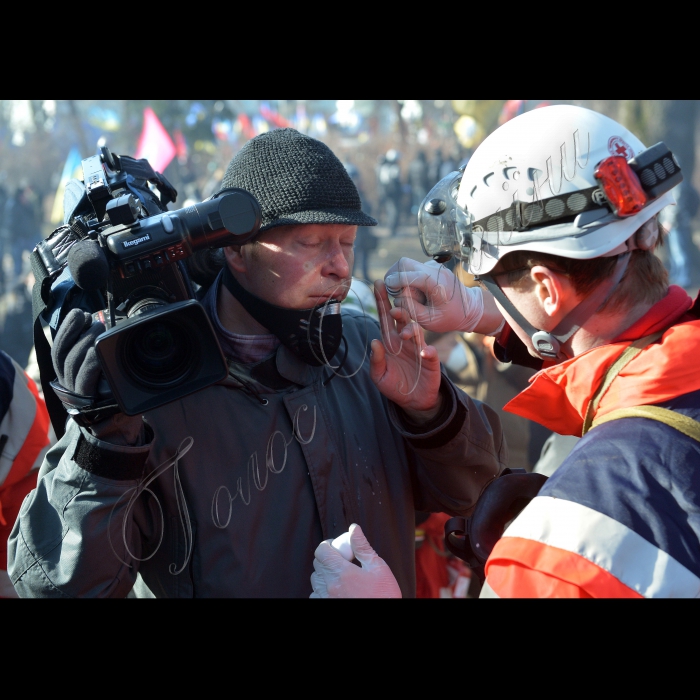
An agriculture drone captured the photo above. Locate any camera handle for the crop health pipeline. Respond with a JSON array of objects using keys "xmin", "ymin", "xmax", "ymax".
[{"xmin": 111, "ymin": 152, "xmax": 178, "ymax": 207}]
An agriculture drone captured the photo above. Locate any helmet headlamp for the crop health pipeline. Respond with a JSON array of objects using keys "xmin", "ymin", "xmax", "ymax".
[{"xmin": 594, "ymin": 156, "xmax": 647, "ymax": 217}]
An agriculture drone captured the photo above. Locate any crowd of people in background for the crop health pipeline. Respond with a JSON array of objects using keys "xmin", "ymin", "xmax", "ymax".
[{"xmin": 0, "ymin": 178, "xmax": 38, "ymax": 367}]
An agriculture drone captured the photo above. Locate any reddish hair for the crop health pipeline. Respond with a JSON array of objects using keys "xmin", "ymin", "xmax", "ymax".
[{"xmin": 492, "ymin": 219, "xmax": 668, "ymax": 314}]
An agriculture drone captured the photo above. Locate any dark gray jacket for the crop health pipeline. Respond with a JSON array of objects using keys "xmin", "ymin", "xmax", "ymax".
[{"xmin": 8, "ymin": 310, "xmax": 506, "ymax": 597}]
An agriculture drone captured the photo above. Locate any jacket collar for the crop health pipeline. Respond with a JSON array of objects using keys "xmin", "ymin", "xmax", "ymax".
[
  {"xmin": 276, "ymin": 344, "xmax": 323, "ymax": 386},
  {"xmin": 504, "ymin": 286, "xmax": 700, "ymax": 435},
  {"xmin": 221, "ymin": 341, "xmax": 325, "ymax": 393}
]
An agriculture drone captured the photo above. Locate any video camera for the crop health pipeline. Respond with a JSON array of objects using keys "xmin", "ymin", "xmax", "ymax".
[{"xmin": 33, "ymin": 146, "xmax": 261, "ymax": 419}]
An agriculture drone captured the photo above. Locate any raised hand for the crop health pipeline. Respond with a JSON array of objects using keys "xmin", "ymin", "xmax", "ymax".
[{"xmin": 370, "ymin": 280, "xmax": 443, "ymax": 420}]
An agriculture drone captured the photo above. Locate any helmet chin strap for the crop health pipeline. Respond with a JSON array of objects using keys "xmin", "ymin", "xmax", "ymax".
[{"xmin": 478, "ymin": 254, "xmax": 631, "ymax": 361}]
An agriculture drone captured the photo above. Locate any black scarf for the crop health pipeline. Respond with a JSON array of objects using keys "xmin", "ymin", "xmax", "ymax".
[{"xmin": 221, "ymin": 266, "xmax": 343, "ymax": 367}]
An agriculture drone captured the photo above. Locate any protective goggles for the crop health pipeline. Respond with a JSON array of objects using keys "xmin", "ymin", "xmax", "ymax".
[{"xmin": 418, "ymin": 141, "xmax": 683, "ymax": 265}]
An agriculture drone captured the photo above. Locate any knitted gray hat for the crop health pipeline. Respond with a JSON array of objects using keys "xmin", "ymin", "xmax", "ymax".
[{"xmin": 221, "ymin": 128, "xmax": 377, "ymax": 233}]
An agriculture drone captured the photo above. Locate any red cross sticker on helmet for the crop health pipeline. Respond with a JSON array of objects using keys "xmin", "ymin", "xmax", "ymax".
[{"xmin": 608, "ymin": 136, "xmax": 635, "ymax": 159}]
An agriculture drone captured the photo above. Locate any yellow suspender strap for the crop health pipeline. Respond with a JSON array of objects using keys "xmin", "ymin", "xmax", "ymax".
[
  {"xmin": 591, "ymin": 405, "xmax": 700, "ymax": 443},
  {"xmin": 581, "ymin": 332, "xmax": 663, "ymax": 436}
]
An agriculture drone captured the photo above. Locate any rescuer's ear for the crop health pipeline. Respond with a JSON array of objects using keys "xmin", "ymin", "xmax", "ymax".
[{"xmin": 529, "ymin": 265, "xmax": 576, "ymax": 319}]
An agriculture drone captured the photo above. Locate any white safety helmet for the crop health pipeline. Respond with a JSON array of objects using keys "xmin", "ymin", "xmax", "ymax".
[{"xmin": 418, "ymin": 105, "xmax": 681, "ymax": 276}]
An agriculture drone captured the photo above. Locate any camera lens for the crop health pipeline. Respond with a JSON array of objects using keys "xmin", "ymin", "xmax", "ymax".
[{"xmin": 121, "ymin": 317, "xmax": 199, "ymax": 389}]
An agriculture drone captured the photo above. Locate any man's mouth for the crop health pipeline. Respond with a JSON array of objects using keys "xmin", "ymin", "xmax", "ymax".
[{"xmin": 311, "ymin": 292, "xmax": 347, "ymax": 305}]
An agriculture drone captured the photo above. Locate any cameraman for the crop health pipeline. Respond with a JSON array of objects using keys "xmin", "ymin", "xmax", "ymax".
[{"xmin": 8, "ymin": 129, "xmax": 505, "ymax": 598}]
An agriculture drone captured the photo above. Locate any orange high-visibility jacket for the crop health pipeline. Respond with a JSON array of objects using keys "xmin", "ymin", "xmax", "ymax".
[
  {"xmin": 0, "ymin": 350, "xmax": 52, "ymax": 596},
  {"xmin": 484, "ymin": 286, "xmax": 700, "ymax": 598}
]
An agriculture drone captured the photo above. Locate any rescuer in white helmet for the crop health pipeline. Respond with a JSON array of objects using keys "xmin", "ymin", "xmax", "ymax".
[{"xmin": 310, "ymin": 105, "xmax": 700, "ymax": 598}]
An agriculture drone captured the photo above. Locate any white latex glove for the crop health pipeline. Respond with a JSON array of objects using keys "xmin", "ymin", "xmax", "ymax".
[
  {"xmin": 309, "ymin": 524, "xmax": 402, "ymax": 599},
  {"xmin": 384, "ymin": 258, "xmax": 504, "ymax": 335}
]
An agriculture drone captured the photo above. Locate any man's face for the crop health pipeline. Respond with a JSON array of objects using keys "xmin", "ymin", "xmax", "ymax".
[
  {"xmin": 482, "ymin": 271, "xmax": 549, "ymax": 361},
  {"xmin": 233, "ymin": 223, "xmax": 356, "ymax": 309},
  {"xmin": 485, "ymin": 264, "xmax": 578, "ymax": 363}
]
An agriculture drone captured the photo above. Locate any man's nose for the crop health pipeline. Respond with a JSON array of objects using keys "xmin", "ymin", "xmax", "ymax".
[{"xmin": 324, "ymin": 242, "xmax": 351, "ymax": 279}]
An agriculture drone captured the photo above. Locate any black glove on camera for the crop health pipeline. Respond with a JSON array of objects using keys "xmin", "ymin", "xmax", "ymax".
[
  {"xmin": 51, "ymin": 309, "xmax": 149, "ymax": 446},
  {"xmin": 53, "ymin": 309, "xmax": 105, "ymax": 397},
  {"xmin": 50, "ymin": 309, "xmax": 123, "ymax": 430}
]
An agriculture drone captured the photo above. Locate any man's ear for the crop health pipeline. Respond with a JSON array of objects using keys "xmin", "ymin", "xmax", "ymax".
[
  {"xmin": 224, "ymin": 244, "xmax": 247, "ymax": 273},
  {"xmin": 530, "ymin": 266, "xmax": 575, "ymax": 318}
]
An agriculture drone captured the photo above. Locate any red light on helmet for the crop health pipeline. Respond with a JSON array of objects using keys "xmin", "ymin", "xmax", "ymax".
[{"xmin": 594, "ymin": 156, "xmax": 648, "ymax": 217}]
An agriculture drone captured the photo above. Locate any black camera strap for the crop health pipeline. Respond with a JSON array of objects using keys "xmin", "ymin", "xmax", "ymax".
[{"xmin": 30, "ymin": 249, "xmax": 69, "ymax": 439}]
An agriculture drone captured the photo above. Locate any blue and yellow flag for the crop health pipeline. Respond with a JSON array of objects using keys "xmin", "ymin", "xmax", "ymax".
[{"xmin": 50, "ymin": 147, "xmax": 83, "ymax": 225}]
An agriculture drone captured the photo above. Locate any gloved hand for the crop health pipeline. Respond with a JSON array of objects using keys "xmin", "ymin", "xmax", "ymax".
[
  {"xmin": 52, "ymin": 308, "xmax": 144, "ymax": 445},
  {"xmin": 384, "ymin": 258, "xmax": 504, "ymax": 335},
  {"xmin": 310, "ymin": 523, "xmax": 402, "ymax": 598},
  {"xmin": 53, "ymin": 309, "xmax": 106, "ymax": 398}
]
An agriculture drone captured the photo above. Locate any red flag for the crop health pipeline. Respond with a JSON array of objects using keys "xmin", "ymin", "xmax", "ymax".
[
  {"xmin": 259, "ymin": 104, "xmax": 292, "ymax": 128},
  {"xmin": 237, "ymin": 114, "xmax": 257, "ymax": 140},
  {"xmin": 173, "ymin": 129, "xmax": 188, "ymax": 161},
  {"xmin": 135, "ymin": 107, "xmax": 176, "ymax": 173},
  {"xmin": 498, "ymin": 99, "xmax": 525, "ymax": 125}
]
